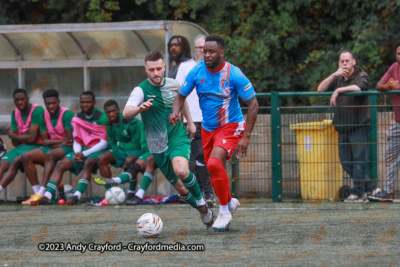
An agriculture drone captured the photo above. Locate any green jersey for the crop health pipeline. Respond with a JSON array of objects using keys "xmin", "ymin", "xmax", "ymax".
[
  {"xmin": 133, "ymin": 78, "xmax": 188, "ymax": 153},
  {"xmin": 106, "ymin": 112, "xmax": 148, "ymax": 151},
  {"xmin": 76, "ymin": 108, "xmax": 108, "ymax": 126}
]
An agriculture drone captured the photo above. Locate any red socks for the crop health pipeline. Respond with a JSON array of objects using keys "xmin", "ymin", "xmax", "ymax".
[{"xmin": 207, "ymin": 157, "xmax": 232, "ymax": 205}]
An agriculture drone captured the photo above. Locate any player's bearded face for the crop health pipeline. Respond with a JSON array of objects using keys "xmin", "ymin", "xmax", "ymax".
[
  {"xmin": 44, "ymin": 97, "xmax": 60, "ymax": 115},
  {"xmin": 105, "ymin": 105, "xmax": 120, "ymax": 123},
  {"xmin": 203, "ymin": 41, "xmax": 224, "ymax": 70},
  {"xmin": 145, "ymin": 59, "xmax": 165, "ymax": 86},
  {"xmin": 13, "ymin": 92, "xmax": 29, "ymax": 112},
  {"xmin": 80, "ymin": 95, "xmax": 96, "ymax": 115}
]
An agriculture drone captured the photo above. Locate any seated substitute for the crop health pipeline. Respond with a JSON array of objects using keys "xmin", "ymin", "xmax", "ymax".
[
  {"xmin": 0, "ymin": 88, "xmax": 44, "ymax": 196},
  {"xmin": 32, "ymin": 91, "xmax": 108, "ymax": 205},
  {"xmin": 93, "ymin": 100, "xmax": 157, "ymax": 205},
  {"xmin": 20, "ymin": 89, "xmax": 74, "ymax": 205}
]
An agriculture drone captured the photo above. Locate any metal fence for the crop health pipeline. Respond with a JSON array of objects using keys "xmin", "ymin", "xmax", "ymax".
[
  {"xmin": 233, "ymin": 90, "xmax": 400, "ymax": 202},
  {"xmin": 2, "ymin": 90, "xmax": 400, "ymax": 203}
]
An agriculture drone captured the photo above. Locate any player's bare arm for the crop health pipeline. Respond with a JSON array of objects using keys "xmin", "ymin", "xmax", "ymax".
[
  {"xmin": 182, "ymin": 99, "xmax": 196, "ymax": 139},
  {"xmin": 41, "ymin": 129, "xmax": 73, "ymax": 148},
  {"xmin": 8, "ymin": 124, "xmax": 40, "ymax": 145},
  {"xmin": 169, "ymin": 93, "xmax": 186, "ymax": 126},
  {"xmin": 8, "ymin": 128, "xmax": 22, "ymax": 147},
  {"xmin": 123, "ymin": 99, "xmax": 153, "ymax": 119},
  {"xmin": 236, "ymin": 96, "xmax": 259, "ymax": 159}
]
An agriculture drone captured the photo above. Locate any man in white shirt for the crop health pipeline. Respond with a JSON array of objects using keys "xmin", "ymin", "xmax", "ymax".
[{"xmin": 175, "ymin": 35, "xmax": 216, "ymax": 207}]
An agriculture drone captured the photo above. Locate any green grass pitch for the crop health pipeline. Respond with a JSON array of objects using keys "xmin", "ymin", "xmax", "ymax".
[{"xmin": 0, "ymin": 199, "xmax": 399, "ymax": 266}]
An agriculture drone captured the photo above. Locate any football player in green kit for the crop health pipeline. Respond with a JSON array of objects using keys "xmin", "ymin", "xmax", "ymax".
[{"xmin": 123, "ymin": 51, "xmax": 215, "ymax": 228}]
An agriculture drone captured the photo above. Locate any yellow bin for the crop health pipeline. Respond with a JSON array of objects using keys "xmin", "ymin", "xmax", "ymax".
[{"xmin": 289, "ymin": 120, "xmax": 342, "ymax": 201}]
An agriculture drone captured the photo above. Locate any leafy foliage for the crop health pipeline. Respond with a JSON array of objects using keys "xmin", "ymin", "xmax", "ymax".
[{"xmin": 1, "ymin": 0, "xmax": 400, "ymax": 104}]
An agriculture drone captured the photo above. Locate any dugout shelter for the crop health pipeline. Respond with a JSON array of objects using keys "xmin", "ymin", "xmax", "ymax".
[{"xmin": 0, "ymin": 20, "xmax": 208, "ymax": 201}]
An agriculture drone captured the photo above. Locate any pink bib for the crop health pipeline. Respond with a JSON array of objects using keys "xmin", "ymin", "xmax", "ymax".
[
  {"xmin": 71, "ymin": 117, "xmax": 107, "ymax": 148},
  {"xmin": 44, "ymin": 106, "xmax": 69, "ymax": 140},
  {"xmin": 14, "ymin": 103, "xmax": 42, "ymax": 144}
]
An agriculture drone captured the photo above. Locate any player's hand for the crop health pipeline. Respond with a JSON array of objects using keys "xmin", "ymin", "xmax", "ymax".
[
  {"xmin": 186, "ymin": 122, "xmax": 196, "ymax": 140},
  {"xmin": 236, "ymin": 135, "xmax": 250, "ymax": 159},
  {"xmin": 63, "ymin": 139, "xmax": 73, "ymax": 147},
  {"xmin": 138, "ymin": 99, "xmax": 154, "ymax": 112},
  {"xmin": 168, "ymin": 113, "xmax": 180, "ymax": 126},
  {"xmin": 330, "ymin": 90, "xmax": 339, "ymax": 106},
  {"xmin": 42, "ymin": 140, "xmax": 51, "ymax": 147},
  {"xmin": 73, "ymin": 152, "xmax": 84, "ymax": 162}
]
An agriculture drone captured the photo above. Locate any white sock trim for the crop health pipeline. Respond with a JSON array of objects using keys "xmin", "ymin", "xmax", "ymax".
[
  {"xmin": 44, "ymin": 191, "xmax": 52, "ymax": 200},
  {"xmin": 195, "ymin": 198, "xmax": 206, "ymax": 206},
  {"xmin": 73, "ymin": 191, "xmax": 82, "ymax": 199},
  {"xmin": 38, "ymin": 186, "xmax": 46, "ymax": 196},
  {"xmin": 32, "ymin": 185, "xmax": 41, "ymax": 194},
  {"xmin": 219, "ymin": 204, "xmax": 230, "ymax": 215},
  {"xmin": 112, "ymin": 178, "xmax": 122, "ymax": 184},
  {"xmin": 136, "ymin": 189, "xmax": 145, "ymax": 199}
]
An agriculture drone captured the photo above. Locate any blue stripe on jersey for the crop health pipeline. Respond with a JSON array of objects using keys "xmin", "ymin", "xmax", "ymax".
[{"xmin": 180, "ymin": 61, "xmax": 256, "ymax": 131}]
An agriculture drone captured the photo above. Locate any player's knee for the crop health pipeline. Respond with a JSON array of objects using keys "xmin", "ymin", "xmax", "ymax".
[
  {"xmin": 21, "ymin": 153, "xmax": 31, "ymax": 163},
  {"xmin": 175, "ymin": 168, "xmax": 190, "ymax": 180},
  {"xmin": 45, "ymin": 151, "xmax": 57, "ymax": 161},
  {"xmin": 0, "ymin": 162, "xmax": 8, "ymax": 173},
  {"xmin": 126, "ymin": 163, "xmax": 142, "ymax": 176},
  {"xmin": 55, "ymin": 159, "xmax": 69, "ymax": 172},
  {"xmin": 10, "ymin": 156, "xmax": 22, "ymax": 167},
  {"xmin": 84, "ymin": 158, "xmax": 97, "ymax": 168},
  {"xmin": 207, "ymin": 157, "xmax": 223, "ymax": 176},
  {"xmin": 147, "ymin": 155, "xmax": 155, "ymax": 165},
  {"xmin": 97, "ymin": 154, "xmax": 109, "ymax": 166}
]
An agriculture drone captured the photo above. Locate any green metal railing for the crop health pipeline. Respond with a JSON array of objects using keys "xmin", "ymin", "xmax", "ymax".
[{"xmin": 233, "ymin": 90, "xmax": 400, "ymax": 202}]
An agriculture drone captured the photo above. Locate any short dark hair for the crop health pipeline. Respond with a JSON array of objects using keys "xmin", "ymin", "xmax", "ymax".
[
  {"xmin": 42, "ymin": 89, "xmax": 59, "ymax": 100},
  {"xmin": 145, "ymin": 51, "xmax": 164, "ymax": 63},
  {"xmin": 104, "ymin": 99, "xmax": 119, "ymax": 110},
  {"xmin": 13, "ymin": 88, "xmax": 27, "ymax": 97},
  {"xmin": 339, "ymin": 50, "xmax": 354, "ymax": 59},
  {"xmin": 395, "ymin": 40, "xmax": 400, "ymax": 51},
  {"xmin": 80, "ymin": 91, "xmax": 95, "ymax": 101},
  {"xmin": 168, "ymin": 35, "xmax": 191, "ymax": 58},
  {"xmin": 205, "ymin": 35, "xmax": 225, "ymax": 49}
]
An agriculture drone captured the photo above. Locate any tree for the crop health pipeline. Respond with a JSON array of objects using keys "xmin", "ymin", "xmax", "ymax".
[{"xmin": 1, "ymin": 0, "xmax": 400, "ymax": 100}]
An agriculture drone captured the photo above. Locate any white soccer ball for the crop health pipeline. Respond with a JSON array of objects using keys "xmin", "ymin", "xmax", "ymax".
[
  {"xmin": 105, "ymin": 187, "xmax": 126, "ymax": 205},
  {"xmin": 137, "ymin": 213, "xmax": 163, "ymax": 238},
  {"xmin": 63, "ymin": 184, "xmax": 75, "ymax": 197}
]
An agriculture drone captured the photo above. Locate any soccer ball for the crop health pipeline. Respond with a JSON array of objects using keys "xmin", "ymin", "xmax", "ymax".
[
  {"xmin": 63, "ymin": 184, "xmax": 75, "ymax": 198},
  {"xmin": 137, "ymin": 213, "xmax": 163, "ymax": 238},
  {"xmin": 105, "ymin": 187, "xmax": 126, "ymax": 205}
]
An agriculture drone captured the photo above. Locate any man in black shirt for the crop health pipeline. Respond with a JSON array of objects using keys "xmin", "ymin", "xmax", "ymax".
[{"xmin": 318, "ymin": 50, "xmax": 377, "ymax": 202}]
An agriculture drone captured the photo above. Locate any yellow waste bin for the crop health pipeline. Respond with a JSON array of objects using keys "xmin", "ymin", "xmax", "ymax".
[{"xmin": 289, "ymin": 120, "xmax": 342, "ymax": 201}]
